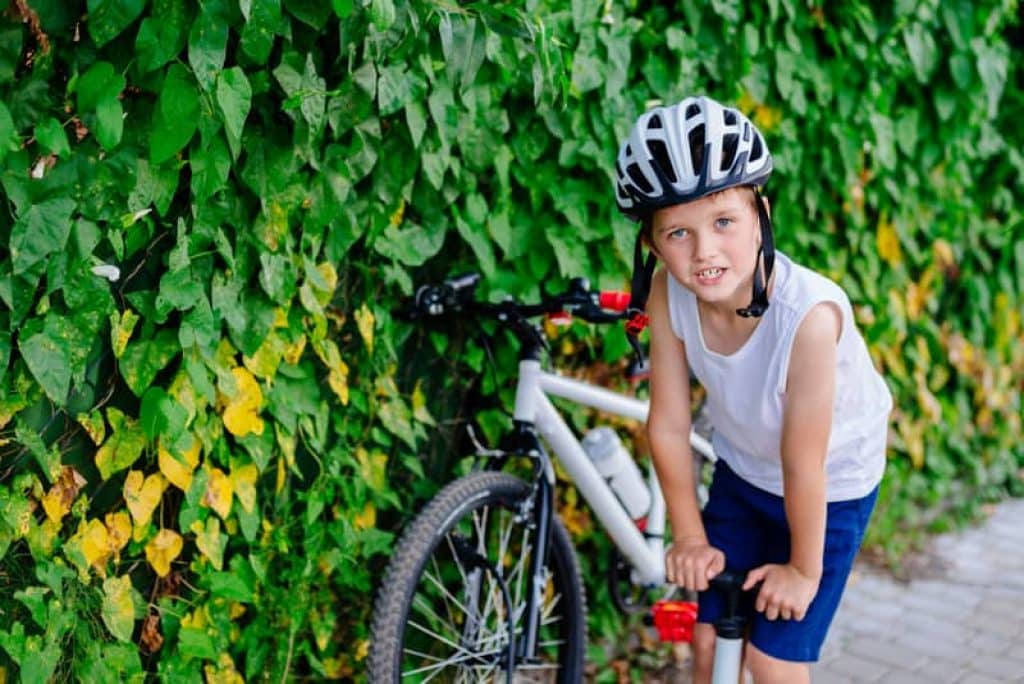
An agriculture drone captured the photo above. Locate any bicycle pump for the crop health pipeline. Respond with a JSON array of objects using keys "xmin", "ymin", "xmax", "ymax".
[{"xmin": 708, "ymin": 569, "xmax": 750, "ymax": 684}]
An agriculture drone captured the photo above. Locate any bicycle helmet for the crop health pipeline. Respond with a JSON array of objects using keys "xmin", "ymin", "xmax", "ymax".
[{"xmin": 614, "ymin": 96, "xmax": 776, "ymax": 344}]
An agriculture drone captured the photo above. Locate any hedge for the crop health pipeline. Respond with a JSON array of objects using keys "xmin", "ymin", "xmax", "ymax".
[{"xmin": 0, "ymin": 0, "xmax": 1020, "ymax": 680}]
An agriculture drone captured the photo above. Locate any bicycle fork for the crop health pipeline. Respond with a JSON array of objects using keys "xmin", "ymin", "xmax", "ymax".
[{"xmin": 709, "ymin": 569, "xmax": 750, "ymax": 684}]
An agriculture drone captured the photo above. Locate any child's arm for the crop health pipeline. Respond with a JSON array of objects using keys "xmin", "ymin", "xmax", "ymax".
[
  {"xmin": 646, "ymin": 269, "xmax": 724, "ymax": 590},
  {"xmin": 743, "ymin": 301, "xmax": 841, "ymax": 620}
]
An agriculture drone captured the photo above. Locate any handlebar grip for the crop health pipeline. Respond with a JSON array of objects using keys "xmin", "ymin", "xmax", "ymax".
[{"xmin": 599, "ymin": 291, "xmax": 631, "ymax": 312}]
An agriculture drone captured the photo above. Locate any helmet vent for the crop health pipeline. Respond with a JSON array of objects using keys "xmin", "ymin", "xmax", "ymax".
[
  {"xmin": 688, "ymin": 125, "xmax": 705, "ymax": 171},
  {"xmin": 721, "ymin": 133, "xmax": 738, "ymax": 171},
  {"xmin": 686, "ymin": 103, "xmax": 700, "ymax": 119},
  {"xmin": 649, "ymin": 114, "xmax": 664, "ymax": 129},
  {"xmin": 648, "ymin": 139, "xmax": 676, "ymax": 183},
  {"xmin": 626, "ymin": 163, "xmax": 654, "ymax": 194},
  {"xmin": 751, "ymin": 135, "xmax": 763, "ymax": 161},
  {"xmin": 724, "ymin": 109, "xmax": 737, "ymax": 125}
]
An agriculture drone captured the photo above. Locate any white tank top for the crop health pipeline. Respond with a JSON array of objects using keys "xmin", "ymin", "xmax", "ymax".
[{"xmin": 667, "ymin": 252, "xmax": 891, "ymax": 501}]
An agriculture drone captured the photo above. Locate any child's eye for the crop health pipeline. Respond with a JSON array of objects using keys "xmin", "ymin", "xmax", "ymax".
[
  {"xmin": 669, "ymin": 228, "xmax": 689, "ymax": 239},
  {"xmin": 715, "ymin": 217, "xmax": 733, "ymax": 229}
]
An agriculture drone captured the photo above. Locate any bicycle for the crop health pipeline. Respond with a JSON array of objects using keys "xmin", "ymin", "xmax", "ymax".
[{"xmin": 367, "ymin": 272, "xmax": 725, "ymax": 682}]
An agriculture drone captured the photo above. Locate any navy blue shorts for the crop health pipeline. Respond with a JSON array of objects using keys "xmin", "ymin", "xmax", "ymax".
[{"xmin": 696, "ymin": 459, "xmax": 878, "ymax": 662}]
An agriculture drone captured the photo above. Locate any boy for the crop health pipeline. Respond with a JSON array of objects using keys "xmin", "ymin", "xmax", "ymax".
[{"xmin": 614, "ymin": 96, "xmax": 891, "ymax": 683}]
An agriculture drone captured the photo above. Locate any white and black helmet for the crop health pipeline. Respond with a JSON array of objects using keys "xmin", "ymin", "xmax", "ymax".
[
  {"xmin": 615, "ymin": 96, "xmax": 777, "ymax": 335},
  {"xmin": 615, "ymin": 96, "xmax": 773, "ymax": 220}
]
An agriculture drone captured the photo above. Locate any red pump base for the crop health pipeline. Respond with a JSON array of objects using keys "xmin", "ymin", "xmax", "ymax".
[{"xmin": 651, "ymin": 600, "xmax": 699, "ymax": 642}]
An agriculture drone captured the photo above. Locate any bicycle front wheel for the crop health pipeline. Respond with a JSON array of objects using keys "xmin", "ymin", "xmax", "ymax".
[{"xmin": 368, "ymin": 471, "xmax": 586, "ymax": 683}]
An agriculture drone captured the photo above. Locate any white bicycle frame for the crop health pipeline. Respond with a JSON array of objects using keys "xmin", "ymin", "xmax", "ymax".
[{"xmin": 512, "ymin": 358, "xmax": 716, "ymax": 587}]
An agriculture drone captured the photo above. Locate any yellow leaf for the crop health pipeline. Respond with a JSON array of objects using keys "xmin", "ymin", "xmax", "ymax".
[
  {"xmin": 876, "ymin": 215, "xmax": 902, "ymax": 267},
  {"xmin": 76, "ymin": 411, "xmax": 106, "ymax": 445},
  {"xmin": 168, "ymin": 371, "xmax": 199, "ymax": 425},
  {"xmin": 356, "ymin": 448, "xmax": 388, "ymax": 491},
  {"xmin": 110, "ymin": 308, "xmax": 139, "ymax": 359},
  {"xmin": 932, "ymin": 239, "xmax": 954, "ymax": 270},
  {"xmin": 273, "ymin": 307, "xmax": 290, "ymax": 329},
  {"xmin": 276, "ymin": 455, "xmax": 287, "ymax": 495},
  {"xmin": 352, "ymin": 502, "xmax": 376, "ymax": 530},
  {"xmin": 145, "ymin": 529, "xmax": 183, "ymax": 578},
  {"xmin": 317, "ymin": 263, "xmax": 338, "ymax": 294},
  {"xmin": 411, "ymin": 382, "xmax": 435, "ymax": 425},
  {"xmin": 355, "ymin": 303, "xmax": 375, "ymax": 353},
  {"xmin": 191, "ymin": 517, "xmax": 225, "ymax": 570},
  {"xmin": 257, "ymin": 200, "xmax": 288, "ymax": 251},
  {"xmin": 123, "ymin": 470, "xmax": 167, "ymax": 530},
  {"xmin": 159, "ymin": 435, "xmax": 201, "ymax": 492},
  {"xmin": 312, "ymin": 339, "xmax": 349, "ymax": 405},
  {"xmin": 282, "ymin": 335, "xmax": 307, "ymax": 365},
  {"xmin": 389, "ymin": 198, "xmax": 406, "ymax": 227},
  {"xmin": 203, "ymin": 467, "xmax": 234, "ymax": 520},
  {"xmin": 221, "ymin": 367, "xmax": 265, "ymax": 437},
  {"xmin": 41, "ymin": 466, "xmax": 88, "ymax": 523},
  {"xmin": 355, "ymin": 639, "xmax": 370, "ymax": 661},
  {"xmin": 230, "ymin": 464, "xmax": 258, "ymax": 513},
  {"xmin": 105, "ymin": 511, "xmax": 131, "ymax": 555},
  {"xmin": 204, "ymin": 653, "xmax": 245, "ymax": 684},
  {"xmin": 81, "ymin": 519, "xmax": 112, "ymax": 571},
  {"xmin": 243, "ymin": 330, "xmax": 287, "ymax": 380}
]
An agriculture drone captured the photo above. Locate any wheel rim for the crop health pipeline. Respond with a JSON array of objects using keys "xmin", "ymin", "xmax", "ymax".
[{"xmin": 398, "ymin": 499, "xmax": 568, "ymax": 682}]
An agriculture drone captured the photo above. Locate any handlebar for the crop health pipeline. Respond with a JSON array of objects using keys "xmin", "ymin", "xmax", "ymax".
[{"xmin": 404, "ymin": 273, "xmax": 632, "ymax": 326}]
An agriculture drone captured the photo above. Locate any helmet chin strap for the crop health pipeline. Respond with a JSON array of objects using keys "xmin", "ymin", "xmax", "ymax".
[
  {"xmin": 736, "ymin": 187, "xmax": 775, "ymax": 318},
  {"xmin": 625, "ymin": 224, "xmax": 657, "ymax": 366}
]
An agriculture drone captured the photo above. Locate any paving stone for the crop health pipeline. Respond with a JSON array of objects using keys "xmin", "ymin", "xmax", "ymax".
[
  {"xmin": 823, "ymin": 654, "xmax": 889, "ymax": 682},
  {"xmin": 893, "ymin": 632, "xmax": 975, "ymax": 664},
  {"xmin": 843, "ymin": 636, "xmax": 928, "ymax": 671},
  {"xmin": 914, "ymin": 655, "xmax": 971, "ymax": 683},
  {"xmin": 957, "ymin": 671, "xmax": 1008, "ymax": 684},
  {"xmin": 963, "ymin": 612, "xmax": 1024, "ymax": 639},
  {"xmin": 970, "ymin": 653, "xmax": 1024, "ymax": 681},
  {"xmin": 968, "ymin": 631, "xmax": 1015, "ymax": 657},
  {"xmin": 806, "ymin": 664, "xmax": 855, "ymax": 684}
]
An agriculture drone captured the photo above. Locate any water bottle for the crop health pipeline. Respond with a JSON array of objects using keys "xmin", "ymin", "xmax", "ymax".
[{"xmin": 581, "ymin": 427, "xmax": 651, "ymax": 523}]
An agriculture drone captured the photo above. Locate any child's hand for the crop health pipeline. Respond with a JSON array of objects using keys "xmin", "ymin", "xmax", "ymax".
[
  {"xmin": 743, "ymin": 563, "xmax": 820, "ymax": 621},
  {"xmin": 665, "ymin": 539, "xmax": 725, "ymax": 592}
]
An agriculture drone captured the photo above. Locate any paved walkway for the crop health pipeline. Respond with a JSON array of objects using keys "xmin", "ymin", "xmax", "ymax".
[{"xmin": 812, "ymin": 498, "xmax": 1024, "ymax": 683}]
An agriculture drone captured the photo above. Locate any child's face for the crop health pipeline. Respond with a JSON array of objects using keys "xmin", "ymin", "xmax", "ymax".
[{"xmin": 650, "ymin": 186, "xmax": 763, "ymax": 311}]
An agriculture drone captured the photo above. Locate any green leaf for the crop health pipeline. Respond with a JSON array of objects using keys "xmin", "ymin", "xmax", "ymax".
[
  {"xmin": 101, "ymin": 576, "xmax": 137, "ymax": 643},
  {"xmin": 188, "ymin": 10, "xmax": 228, "ymax": 92},
  {"xmin": 150, "ymin": 64, "xmax": 199, "ymax": 164},
  {"xmin": 135, "ymin": 0, "xmax": 191, "ymax": 73},
  {"xmin": 119, "ymin": 329, "xmax": 180, "ymax": 397},
  {"xmin": 240, "ymin": 0, "xmax": 283, "ymax": 64},
  {"xmin": 258, "ymin": 253, "xmax": 298, "ymax": 304},
  {"xmin": 208, "ymin": 571, "xmax": 253, "ymax": 602},
  {"xmin": 76, "ymin": 61, "xmax": 125, "ymax": 112},
  {"xmin": 96, "ymin": 408, "xmax": 148, "ymax": 478},
  {"xmin": 455, "ymin": 216, "xmax": 496, "ymax": 277},
  {"xmin": 155, "ymin": 268, "xmax": 203, "ymax": 319},
  {"xmin": 973, "ymin": 38, "xmax": 1008, "ymax": 119},
  {"xmin": 18, "ymin": 316, "xmax": 74, "ymax": 405},
  {"xmin": 404, "ymin": 100, "xmax": 427, "ymax": 149},
  {"xmin": 86, "ymin": 0, "xmax": 146, "ymax": 47},
  {"xmin": 139, "ymin": 387, "xmax": 188, "ymax": 441},
  {"xmin": 332, "ymin": 0, "xmax": 353, "ymax": 18},
  {"xmin": 903, "ymin": 23, "xmax": 938, "ymax": 83},
  {"xmin": 190, "ymin": 132, "xmax": 231, "ymax": 202},
  {"xmin": 14, "ymin": 587, "xmax": 50, "ymax": 628},
  {"xmin": 372, "ymin": 222, "xmax": 445, "ymax": 266},
  {"xmin": 94, "ymin": 97, "xmax": 124, "ymax": 150},
  {"xmin": 215, "ymin": 67, "xmax": 252, "ymax": 159},
  {"xmin": 0, "ymin": 100, "xmax": 18, "ymax": 161},
  {"xmin": 10, "ymin": 197, "xmax": 76, "ymax": 276},
  {"xmin": 369, "ymin": 0, "xmax": 395, "ymax": 29},
  {"xmin": 35, "ymin": 118, "xmax": 70, "ymax": 157},
  {"xmin": 15, "ymin": 415, "xmax": 61, "ymax": 483}
]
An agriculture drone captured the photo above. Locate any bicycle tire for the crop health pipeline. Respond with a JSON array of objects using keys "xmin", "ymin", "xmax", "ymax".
[{"xmin": 368, "ymin": 471, "xmax": 586, "ymax": 683}]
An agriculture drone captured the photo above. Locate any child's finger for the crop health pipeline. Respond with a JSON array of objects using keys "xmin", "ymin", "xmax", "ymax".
[
  {"xmin": 705, "ymin": 553, "xmax": 725, "ymax": 579},
  {"xmin": 742, "ymin": 565, "xmax": 766, "ymax": 591}
]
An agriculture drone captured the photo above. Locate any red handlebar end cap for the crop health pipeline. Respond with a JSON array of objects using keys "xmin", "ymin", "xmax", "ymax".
[{"xmin": 599, "ymin": 291, "xmax": 631, "ymax": 312}]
